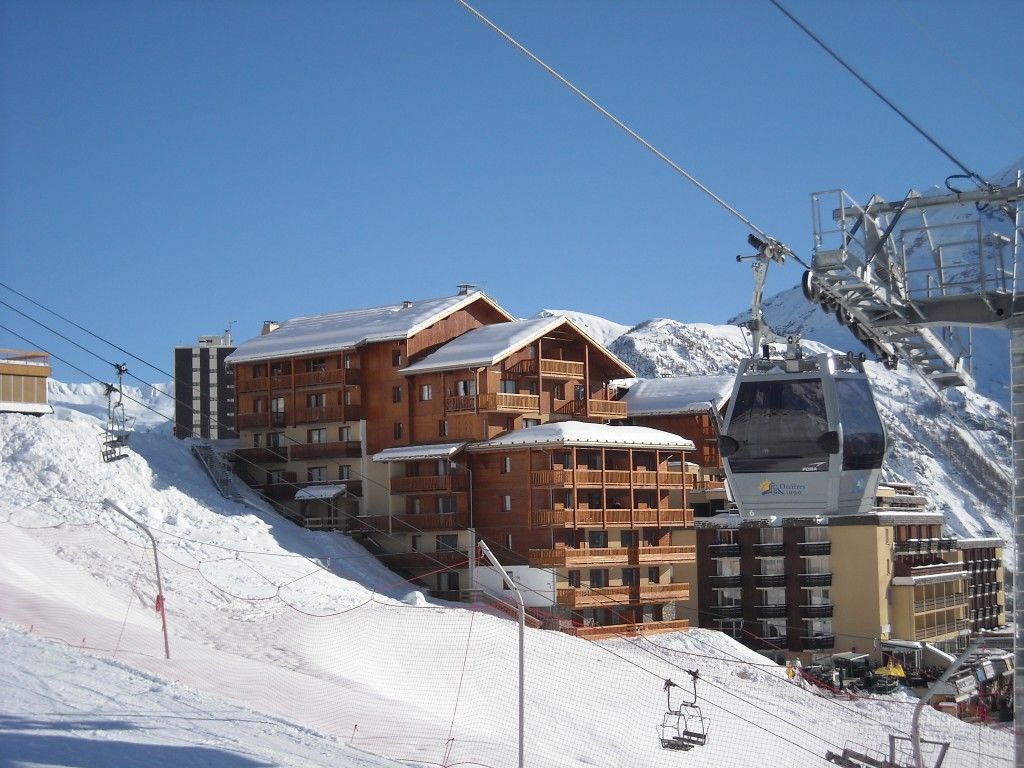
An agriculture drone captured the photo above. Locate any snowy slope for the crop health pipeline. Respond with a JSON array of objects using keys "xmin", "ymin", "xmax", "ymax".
[{"xmin": 0, "ymin": 386, "xmax": 1010, "ymax": 767}]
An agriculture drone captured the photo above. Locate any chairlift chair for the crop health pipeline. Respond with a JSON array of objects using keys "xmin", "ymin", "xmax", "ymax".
[
  {"xmin": 658, "ymin": 671, "xmax": 709, "ymax": 751},
  {"xmin": 100, "ymin": 366, "xmax": 135, "ymax": 463}
]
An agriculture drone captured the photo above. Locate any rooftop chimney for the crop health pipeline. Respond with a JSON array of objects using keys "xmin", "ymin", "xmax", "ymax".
[
  {"xmin": 261, "ymin": 321, "xmax": 280, "ymax": 336},
  {"xmin": 401, "ymin": 300, "xmax": 413, "ymax": 309},
  {"xmin": 456, "ymin": 283, "xmax": 478, "ymax": 296}
]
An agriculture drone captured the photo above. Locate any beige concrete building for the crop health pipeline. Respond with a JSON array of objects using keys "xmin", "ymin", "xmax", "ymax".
[{"xmin": 0, "ymin": 349, "xmax": 52, "ymax": 416}]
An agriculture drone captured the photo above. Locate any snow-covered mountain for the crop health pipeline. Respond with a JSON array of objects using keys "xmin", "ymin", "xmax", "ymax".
[
  {"xmin": 0, "ymin": 376, "xmax": 1010, "ymax": 767},
  {"xmin": 535, "ymin": 308, "xmax": 631, "ymax": 348}
]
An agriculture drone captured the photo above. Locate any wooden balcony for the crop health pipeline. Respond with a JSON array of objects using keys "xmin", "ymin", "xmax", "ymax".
[
  {"xmin": 290, "ymin": 440, "xmax": 362, "ymax": 460},
  {"xmin": 556, "ymin": 399, "xmax": 627, "ymax": 420},
  {"xmin": 294, "ymin": 405, "xmax": 346, "ymax": 424},
  {"xmin": 529, "ymin": 469, "xmax": 687, "ymax": 487},
  {"xmin": 234, "ymin": 446, "xmax": 288, "ymax": 463},
  {"xmin": 556, "ymin": 586, "xmax": 630, "ymax": 609},
  {"xmin": 237, "ymin": 412, "xmax": 270, "ymax": 428},
  {"xmin": 445, "ymin": 395, "xmax": 477, "ymax": 413},
  {"xmin": 391, "ymin": 474, "xmax": 467, "ymax": 494},
  {"xmin": 634, "ymin": 545, "xmax": 695, "ymax": 565},
  {"xmin": 638, "ymin": 583, "xmax": 690, "ymax": 602},
  {"xmin": 530, "ymin": 544, "xmax": 695, "ymax": 568},
  {"xmin": 507, "ymin": 358, "xmax": 585, "ymax": 379},
  {"xmin": 530, "ymin": 507, "xmax": 692, "ymax": 528},
  {"xmin": 477, "ymin": 392, "xmax": 540, "ymax": 413},
  {"xmin": 565, "ymin": 618, "xmax": 690, "ymax": 639},
  {"xmin": 353, "ymin": 512, "xmax": 470, "ymax": 533},
  {"xmin": 294, "ymin": 369, "xmax": 346, "ymax": 388},
  {"xmin": 530, "ymin": 547, "xmax": 630, "ymax": 567},
  {"xmin": 270, "ymin": 373, "xmax": 292, "ymax": 391},
  {"xmin": 236, "ymin": 378, "xmax": 269, "ymax": 394}
]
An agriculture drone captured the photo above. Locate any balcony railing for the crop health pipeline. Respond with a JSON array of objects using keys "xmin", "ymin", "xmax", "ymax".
[
  {"xmin": 294, "ymin": 369, "xmax": 346, "ymax": 388},
  {"xmin": 556, "ymin": 399, "xmax": 627, "ymax": 420},
  {"xmin": 708, "ymin": 543, "xmax": 741, "ymax": 558},
  {"xmin": 709, "ymin": 575, "xmax": 742, "ymax": 588},
  {"xmin": 800, "ymin": 572, "xmax": 833, "ymax": 587},
  {"xmin": 755, "ymin": 574, "xmax": 787, "ymax": 588},
  {"xmin": 755, "ymin": 604, "xmax": 788, "ymax": 619},
  {"xmin": 634, "ymin": 545, "xmax": 696, "ymax": 564},
  {"xmin": 914, "ymin": 593, "xmax": 967, "ymax": 613},
  {"xmin": 565, "ymin": 618, "xmax": 690, "ymax": 639},
  {"xmin": 508, "ymin": 358, "xmax": 587, "ymax": 379},
  {"xmin": 528, "ymin": 469, "xmax": 686, "ymax": 488},
  {"xmin": 798, "ymin": 541, "xmax": 832, "ymax": 556},
  {"xmin": 236, "ymin": 378, "xmax": 268, "ymax": 394},
  {"xmin": 391, "ymin": 474, "xmax": 467, "ymax": 494},
  {"xmin": 294, "ymin": 405, "xmax": 346, "ymax": 424},
  {"xmin": 234, "ymin": 446, "xmax": 288, "ymax": 463},
  {"xmin": 445, "ymin": 395, "xmax": 477, "ymax": 413},
  {"xmin": 556, "ymin": 586, "xmax": 630, "ymax": 609},
  {"xmin": 638, "ymin": 583, "xmax": 690, "ymax": 602},
  {"xmin": 914, "ymin": 619, "xmax": 969, "ymax": 641},
  {"xmin": 894, "ymin": 537, "xmax": 956, "ymax": 555},
  {"xmin": 754, "ymin": 543, "xmax": 785, "ymax": 557},
  {"xmin": 527, "ymin": 543, "xmax": 694, "ymax": 567},
  {"xmin": 801, "ymin": 635, "xmax": 836, "ymax": 650},
  {"xmin": 237, "ymin": 412, "xmax": 270, "ymax": 428},
  {"xmin": 712, "ymin": 604, "xmax": 743, "ymax": 618},
  {"xmin": 290, "ymin": 440, "xmax": 362, "ymax": 460},
  {"xmin": 477, "ymin": 392, "xmax": 540, "ymax": 413},
  {"xmin": 529, "ymin": 547, "xmax": 630, "ymax": 567},
  {"xmin": 800, "ymin": 604, "xmax": 834, "ymax": 619},
  {"xmin": 270, "ymin": 373, "xmax": 292, "ymax": 391},
  {"xmin": 530, "ymin": 507, "xmax": 692, "ymax": 528}
]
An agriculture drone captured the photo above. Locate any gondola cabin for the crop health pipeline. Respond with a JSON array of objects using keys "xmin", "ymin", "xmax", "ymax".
[{"xmin": 719, "ymin": 349, "xmax": 885, "ymax": 519}]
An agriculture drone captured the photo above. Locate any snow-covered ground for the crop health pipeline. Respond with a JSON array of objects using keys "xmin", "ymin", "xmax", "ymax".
[{"xmin": 0, "ymin": 383, "xmax": 1011, "ymax": 766}]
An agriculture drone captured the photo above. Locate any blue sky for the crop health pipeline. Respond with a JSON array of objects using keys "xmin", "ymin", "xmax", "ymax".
[{"xmin": 2, "ymin": 0, "xmax": 1021, "ymax": 385}]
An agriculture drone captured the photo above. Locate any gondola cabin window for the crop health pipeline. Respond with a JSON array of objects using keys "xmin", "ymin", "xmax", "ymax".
[{"xmin": 726, "ymin": 378, "xmax": 829, "ymax": 473}]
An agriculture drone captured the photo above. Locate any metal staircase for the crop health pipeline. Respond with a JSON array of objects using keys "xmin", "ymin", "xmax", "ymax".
[{"xmin": 191, "ymin": 442, "xmax": 243, "ymax": 502}]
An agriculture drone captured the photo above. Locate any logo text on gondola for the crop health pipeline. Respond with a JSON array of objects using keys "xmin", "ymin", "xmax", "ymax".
[{"xmin": 759, "ymin": 480, "xmax": 807, "ymax": 496}]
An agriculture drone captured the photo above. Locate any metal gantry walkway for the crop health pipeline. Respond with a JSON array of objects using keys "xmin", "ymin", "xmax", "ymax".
[{"xmin": 807, "ymin": 171, "xmax": 1022, "ymax": 767}]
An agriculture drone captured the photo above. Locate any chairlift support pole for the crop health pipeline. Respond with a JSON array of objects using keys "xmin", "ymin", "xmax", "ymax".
[
  {"xmin": 477, "ymin": 540, "xmax": 524, "ymax": 768},
  {"xmin": 103, "ymin": 500, "xmax": 170, "ymax": 660}
]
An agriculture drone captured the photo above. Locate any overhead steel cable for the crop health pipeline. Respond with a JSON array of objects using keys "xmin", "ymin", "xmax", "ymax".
[
  {"xmin": 0, "ymin": 279, "xmax": 175, "ymax": 379},
  {"xmin": 767, "ymin": 0, "xmax": 990, "ymax": 191},
  {"xmin": 456, "ymin": 0, "xmax": 797, "ymax": 262}
]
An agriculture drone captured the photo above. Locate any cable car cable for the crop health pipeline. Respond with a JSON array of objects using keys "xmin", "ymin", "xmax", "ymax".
[
  {"xmin": 456, "ymin": 0, "xmax": 799, "ymax": 264},
  {"xmin": 770, "ymin": 0, "xmax": 991, "ymax": 191}
]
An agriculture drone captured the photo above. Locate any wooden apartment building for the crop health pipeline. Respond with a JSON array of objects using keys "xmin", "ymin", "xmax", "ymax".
[{"xmin": 225, "ymin": 289, "xmax": 698, "ymax": 635}]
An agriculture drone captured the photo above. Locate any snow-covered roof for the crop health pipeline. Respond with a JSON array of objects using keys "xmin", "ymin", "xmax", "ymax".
[
  {"xmin": 0, "ymin": 401, "xmax": 53, "ymax": 415},
  {"xmin": 295, "ymin": 484, "xmax": 348, "ymax": 500},
  {"xmin": 620, "ymin": 375, "xmax": 734, "ymax": 416},
  {"xmin": 372, "ymin": 442, "xmax": 467, "ymax": 463},
  {"xmin": 468, "ymin": 421, "xmax": 695, "ymax": 452},
  {"xmin": 400, "ymin": 316, "xmax": 634, "ymax": 377},
  {"xmin": 225, "ymin": 291, "xmax": 512, "ymax": 364}
]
